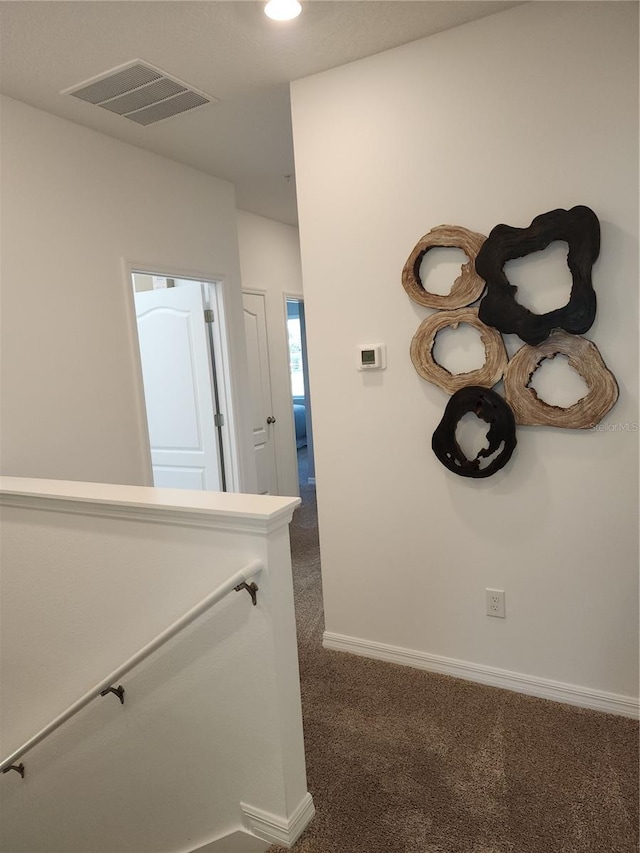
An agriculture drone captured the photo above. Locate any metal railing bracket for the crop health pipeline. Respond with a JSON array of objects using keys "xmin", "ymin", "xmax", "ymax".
[
  {"xmin": 2, "ymin": 764, "xmax": 25, "ymax": 779},
  {"xmin": 100, "ymin": 685, "xmax": 125, "ymax": 705},
  {"xmin": 234, "ymin": 581, "xmax": 258, "ymax": 606}
]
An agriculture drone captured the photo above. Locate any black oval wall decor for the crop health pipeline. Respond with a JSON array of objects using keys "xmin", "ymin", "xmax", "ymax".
[
  {"xmin": 476, "ymin": 206, "xmax": 600, "ymax": 346},
  {"xmin": 432, "ymin": 386, "xmax": 517, "ymax": 478}
]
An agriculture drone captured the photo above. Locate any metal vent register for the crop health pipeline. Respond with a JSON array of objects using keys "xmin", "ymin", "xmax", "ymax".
[{"xmin": 63, "ymin": 61, "xmax": 215, "ymax": 126}]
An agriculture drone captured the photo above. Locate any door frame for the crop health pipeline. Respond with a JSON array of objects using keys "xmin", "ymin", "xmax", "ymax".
[
  {"xmin": 124, "ymin": 260, "xmax": 241, "ymax": 492},
  {"xmin": 283, "ymin": 293, "xmax": 315, "ymax": 486}
]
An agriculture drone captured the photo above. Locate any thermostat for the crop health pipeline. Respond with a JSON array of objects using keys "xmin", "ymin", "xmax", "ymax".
[{"xmin": 357, "ymin": 344, "xmax": 386, "ymax": 370}]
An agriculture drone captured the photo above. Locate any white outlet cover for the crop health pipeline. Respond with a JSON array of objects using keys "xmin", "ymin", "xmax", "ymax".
[{"xmin": 486, "ymin": 588, "xmax": 506, "ymax": 618}]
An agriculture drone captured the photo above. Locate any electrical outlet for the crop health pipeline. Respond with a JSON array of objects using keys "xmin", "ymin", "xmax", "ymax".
[{"xmin": 486, "ymin": 588, "xmax": 505, "ymax": 618}]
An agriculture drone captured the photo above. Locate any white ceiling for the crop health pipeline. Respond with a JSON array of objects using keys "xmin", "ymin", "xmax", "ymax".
[{"xmin": 0, "ymin": 1, "xmax": 520, "ymax": 225}]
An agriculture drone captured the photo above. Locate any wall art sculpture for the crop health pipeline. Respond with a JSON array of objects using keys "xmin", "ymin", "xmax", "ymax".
[
  {"xmin": 503, "ymin": 330, "xmax": 619, "ymax": 429},
  {"xmin": 476, "ymin": 206, "xmax": 600, "ymax": 346},
  {"xmin": 402, "ymin": 206, "xmax": 618, "ymax": 478},
  {"xmin": 410, "ymin": 308, "xmax": 507, "ymax": 395},
  {"xmin": 401, "ymin": 225, "xmax": 486, "ymax": 309},
  {"xmin": 432, "ymin": 386, "xmax": 517, "ymax": 478}
]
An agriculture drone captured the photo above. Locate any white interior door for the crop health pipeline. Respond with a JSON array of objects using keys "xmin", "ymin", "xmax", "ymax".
[
  {"xmin": 135, "ymin": 282, "xmax": 222, "ymax": 491},
  {"xmin": 243, "ymin": 291, "xmax": 278, "ymax": 495}
]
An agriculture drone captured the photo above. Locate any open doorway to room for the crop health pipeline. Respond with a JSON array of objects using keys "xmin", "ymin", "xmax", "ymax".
[
  {"xmin": 286, "ymin": 297, "xmax": 315, "ymax": 488},
  {"xmin": 131, "ymin": 271, "xmax": 238, "ymax": 492}
]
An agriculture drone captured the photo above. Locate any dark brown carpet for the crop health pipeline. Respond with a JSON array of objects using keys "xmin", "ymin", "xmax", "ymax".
[{"xmin": 269, "ymin": 458, "xmax": 639, "ymax": 853}]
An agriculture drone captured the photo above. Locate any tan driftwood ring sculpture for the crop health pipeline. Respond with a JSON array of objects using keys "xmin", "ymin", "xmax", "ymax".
[
  {"xmin": 504, "ymin": 330, "xmax": 619, "ymax": 428},
  {"xmin": 402, "ymin": 225, "xmax": 487, "ymax": 309},
  {"xmin": 410, "ymin": 308, "xmax": 508, "ymax": 394}
]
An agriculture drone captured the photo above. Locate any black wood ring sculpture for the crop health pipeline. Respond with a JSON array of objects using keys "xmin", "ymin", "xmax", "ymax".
[
  {"xmin": 432, "ymin": 386, "xmax": 517, "ymax": 478},
  {"xmin": 476, "ymin": 206, "xmax": 600, "ymax": 345}
]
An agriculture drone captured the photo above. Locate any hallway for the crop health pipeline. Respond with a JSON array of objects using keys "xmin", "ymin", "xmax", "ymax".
[{"xmin": 269, "ymin": 458, "xmax": 639, "ymax": 853}]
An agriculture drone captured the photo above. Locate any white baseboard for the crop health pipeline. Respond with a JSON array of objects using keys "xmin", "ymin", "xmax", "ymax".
[
  {"xmin": 187, "ymin": 794, "xmax": 315, "ymax": 852},
  {"xmin": 323, "ymin": 630, "xmax": 639, "ymax": 719},
  {"xmin": 188, "ymin": 829, "xmax": 270, "ymax": 853},
  {"xmin": 241, "ymin": 792, "xmax": 315, "ymax": 848}
]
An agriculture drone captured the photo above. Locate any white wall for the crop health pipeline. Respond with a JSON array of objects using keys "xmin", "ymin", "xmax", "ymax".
[
  {"xmin": 0, "ymin": 478, "xmax": 310, "ymax": 851},
  {"xmin": 0, "ymin": 96, "xmax": 256, "ymax": 492},
  {"xmin": 291, "ymin": 2, "xmax": 639, "ymax": 708},
  {"xmin": 237, "ymin": 210, "xmax": 304, "ymax": 497}
]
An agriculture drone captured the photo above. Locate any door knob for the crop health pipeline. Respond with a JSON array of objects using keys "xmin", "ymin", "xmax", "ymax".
[{"xmin": 267, "ymin": 416, "xmax": 276, "ymax": 424}]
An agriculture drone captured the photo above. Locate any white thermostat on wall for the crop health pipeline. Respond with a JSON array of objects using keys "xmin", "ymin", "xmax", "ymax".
[{"xmin": 357, "ymin": 344, "xmax": 386, "ymax": 370}]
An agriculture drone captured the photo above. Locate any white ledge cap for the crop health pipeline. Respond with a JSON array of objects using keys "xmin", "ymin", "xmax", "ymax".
[{"xmin": 0, "ymin": 477, "xmax": 301, "ymax": 533}]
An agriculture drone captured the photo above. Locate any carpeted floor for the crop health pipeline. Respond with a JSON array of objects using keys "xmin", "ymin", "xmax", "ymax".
[{"xmin": 269, "ymin": 452, "xmax": 639, "ymax": 853}]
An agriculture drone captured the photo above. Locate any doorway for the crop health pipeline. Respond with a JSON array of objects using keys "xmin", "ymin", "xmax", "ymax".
[
  {"xmin": 131, "ymin": 271, "xmax": 237, "ymax": 492},
  {"xmin": 286, "ymin": 298, "xmax": 315, "ymax": 487}
]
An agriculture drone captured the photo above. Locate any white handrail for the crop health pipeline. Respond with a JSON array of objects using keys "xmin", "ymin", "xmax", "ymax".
[{"xmin": 0, "ymin": 559, "xmax": 263, "ymax": 773}]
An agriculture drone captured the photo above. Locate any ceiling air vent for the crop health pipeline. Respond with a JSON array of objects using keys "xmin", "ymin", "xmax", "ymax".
[{"xmin": 62, "ymin": 60, "xmax": 216, "ymax": 126}]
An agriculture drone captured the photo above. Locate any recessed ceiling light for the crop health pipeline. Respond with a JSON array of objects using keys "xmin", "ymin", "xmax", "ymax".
[{"xmin": 264, "ymin": 0, "xmax": 302, "ymax": 21}]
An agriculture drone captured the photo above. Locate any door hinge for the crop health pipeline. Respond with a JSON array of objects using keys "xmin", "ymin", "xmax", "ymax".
[
  {"xmin": 204, "ymin": 309, "xmax": 215, "ymax": 324},
  {"xmin": 214, "ymin": 413, "xmax": 225, "ymax": 427}
]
